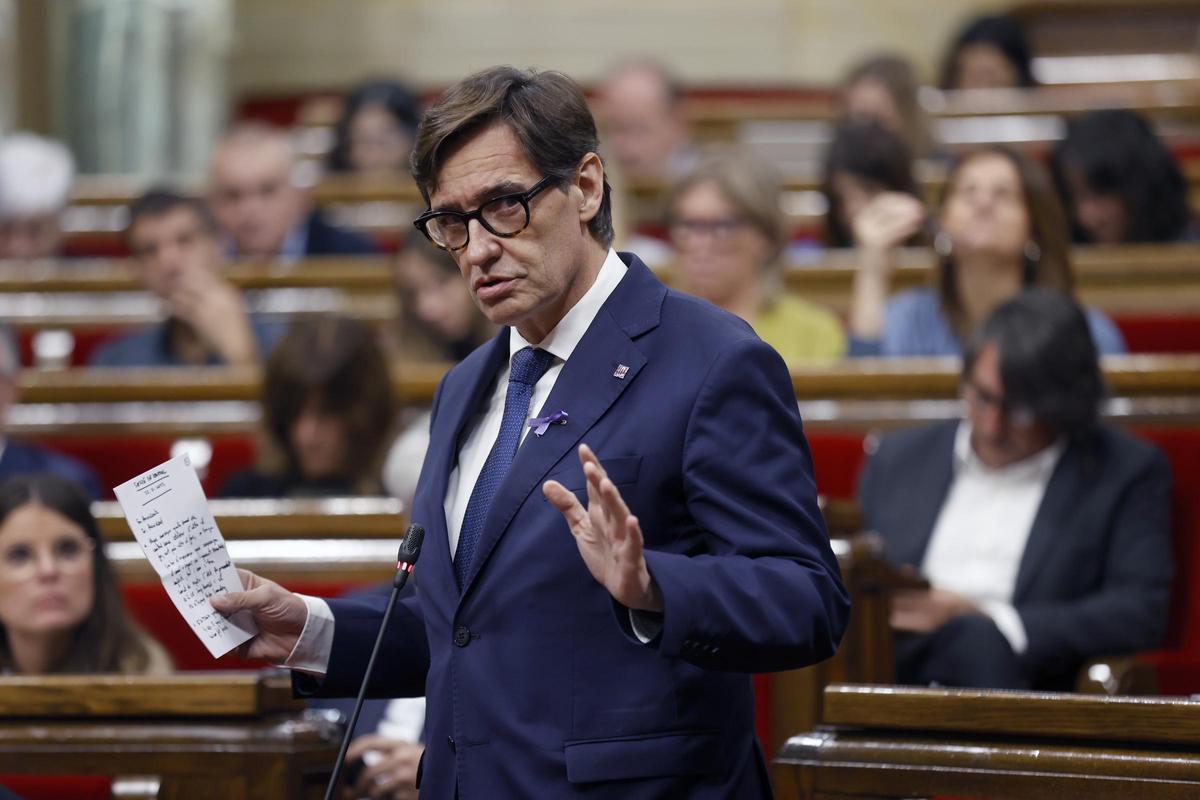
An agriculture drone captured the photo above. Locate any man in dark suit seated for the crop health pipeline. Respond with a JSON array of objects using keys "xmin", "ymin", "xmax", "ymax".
[
  {"xmin": 0, "ymin": 330, "xmax": 100, "ymax": 498},
  {"xmin": 90, "ymin": 190, "xmax": 283, "ymax": 368},
  {"xmin": 208, "ymin": 122, "xmax": 378, "ymax": 263},
  {"xmin": 859, "ymin": 288, "xmax": 1173, "ymax": 690}
]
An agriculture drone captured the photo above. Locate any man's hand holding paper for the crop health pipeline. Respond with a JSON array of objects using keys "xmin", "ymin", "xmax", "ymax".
[{"xmin": 113, "ymin": 454, "xmax": 258, "ymax": 658}]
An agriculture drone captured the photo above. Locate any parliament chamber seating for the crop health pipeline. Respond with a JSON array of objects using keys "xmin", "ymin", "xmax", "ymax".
[
  {"xmin": 14, "ymin": 356, "xmax": 1188, "ymax": 771},
  {"xmin": 8, "ymin": 244, "xmax": 1200, "ymax": 379}
]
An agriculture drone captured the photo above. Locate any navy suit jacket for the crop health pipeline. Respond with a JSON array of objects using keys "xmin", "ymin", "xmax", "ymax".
[
  {"xmin": 302, "ymin": 254, "xmax": 849, "ymax": 798},
  {"xmin": 859, "ymin": 420, "xmax": 1174, "ymax": 688},
  {"xmin": 0, "ymin": 440, "xmax": 101, "ymax": 499}
]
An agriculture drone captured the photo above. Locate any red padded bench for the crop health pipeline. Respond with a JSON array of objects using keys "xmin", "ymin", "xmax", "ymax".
[{"xmin": 30, "ymin": 433, "xmax": 256, "ymax": 500}]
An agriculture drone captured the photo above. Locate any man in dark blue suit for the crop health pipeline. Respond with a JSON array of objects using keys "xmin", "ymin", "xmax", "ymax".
[
  {"xmin": 213, "ymin": 67, "xmax": 848, "ymax": 799},
  {"xmin": 860, "ymin": 289, "xmax": 1173, "ymax": 690},
  {"xmin": 208, "ymin": 122, "xmax": 377, "ymax": 263}
]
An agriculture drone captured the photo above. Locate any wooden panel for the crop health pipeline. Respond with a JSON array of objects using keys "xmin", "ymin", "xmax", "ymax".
[
  {"xmin": 94, "ymin": 497, "xmax": 405, "ymax": 542},
  {"xmin": 16, "ymin": 363, "xmax": 445, "ymax": 404},
  {"xmin": 0, "ymin": 256, "xmax": 393, "ymax": 293},
  {"xmin": 13, "ymin": 244, "xmax": 1200, "ymax": 317},
  {"xmin": 0, "ymin": 671, "xmax": 337, "ymax": 800},
  {"xmin": 14, "ymin": 355, "xmax": 1200, "ymax": 406},
  {"xmin": 776, "ymin": 684, "xmax": 1200, "ymax": 800},
  {"xmin": 820, "ymin": 683, "xmax": 1200, "ymax": 744},
  {"xmin": 0, "ymin": 672, "xmax": 299, "ymax": 718}
]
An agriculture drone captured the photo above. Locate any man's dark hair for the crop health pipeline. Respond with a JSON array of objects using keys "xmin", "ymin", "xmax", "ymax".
[
  {"xmin": 1050, "ymin": 109, "xmax": 1191, "ymax": 244},
  {"xmin": 410, "ymin": 66, "xmax": 614, "ymax": 247},
  {"xmin": 821, "ymin": 118, "xmax": 920, "ymax": 247},
  {"xmin": 964, "ymin": 288, "xmax": 1104, "ymax": 441},
  {"xmin": 126, "ymin": 188, "xmax": 218, "ymax": 241},
  {"xmin": 940, "ymin": 13, "xmax": 1036, "ymax": 89}
]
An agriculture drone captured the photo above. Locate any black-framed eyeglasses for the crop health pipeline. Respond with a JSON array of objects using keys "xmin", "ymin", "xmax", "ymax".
[{"xmin": 413, "ymin": 176, "xmax": 557, "ymax": 252}]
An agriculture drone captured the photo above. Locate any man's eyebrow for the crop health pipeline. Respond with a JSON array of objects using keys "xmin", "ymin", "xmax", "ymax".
[{"xmin": 431, "ymin": 180, "xmax": 529, "ymax": 213}]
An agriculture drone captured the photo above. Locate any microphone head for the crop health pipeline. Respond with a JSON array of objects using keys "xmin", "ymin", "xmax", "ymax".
[{"xmin": 397, "ymin": 524, "xmax": 425, "ymax": 565}]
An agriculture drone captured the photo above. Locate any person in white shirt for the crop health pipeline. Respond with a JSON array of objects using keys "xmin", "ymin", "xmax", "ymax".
[{"xmin": 859, "ymin": 288, "xmax": 1173, "ymax": 690}]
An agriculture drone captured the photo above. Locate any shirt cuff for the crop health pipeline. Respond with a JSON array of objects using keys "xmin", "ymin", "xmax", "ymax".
[
  {"xmin": 979, "ymin": 600, "xmax": 1028, "ymax": 655},
  {"xmin": 282, "ymin": 594, "xmax": 335, "ymax": 675},
  {"xmin": 629, "ymin": 608, "xmax": 664, "ymax": 644}
]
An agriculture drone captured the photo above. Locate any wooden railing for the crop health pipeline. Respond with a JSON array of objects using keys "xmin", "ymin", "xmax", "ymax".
[
  {"xmin": 8, "ymin": 244, "xmax": 1200, "ymax": 317},
  {"xmin": 15, "ymin": 355, "xmax": 1199, "ymax": 407},
  {"xmin": 0, "ymin": 671, "xmax": 337, "ymax": 800},
  {"xmin": 773, "ymin": 683, "xmax": 1200, "ymax": 799}
]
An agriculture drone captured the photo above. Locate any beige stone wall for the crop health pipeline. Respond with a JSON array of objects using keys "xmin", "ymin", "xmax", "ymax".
[{"xmin": 230, "ymin": 0, "xmax": 1007, "ymax": 95}]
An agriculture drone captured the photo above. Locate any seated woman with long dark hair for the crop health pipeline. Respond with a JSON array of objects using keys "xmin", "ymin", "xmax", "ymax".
[
  {"xmin": 0, "ymin": 473, "xmax": 170, "ymax": 675},
  {"xmin": 220, "ymin": 316, "xmax": 396, "ymax": 498},
  {"xmin": 822, "ymin": 118, "xmax": 922, "ymax": 249},
  {"xmin": 848, "ymin": 144, "xmax": 1126, "ymax": 357},
  {"xmin": 1051, "ymin": 109, "xmax": 1193, "ymax": 245}
]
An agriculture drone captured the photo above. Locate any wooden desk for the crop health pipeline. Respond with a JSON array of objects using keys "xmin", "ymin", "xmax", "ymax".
[
  {"xmin": 772, "ymin": 244, "xmax": 1200, "ymax": 316},
  {"xmin": 100, "ymin": 497, "xmax": 408, "ymax": 584},
  {"xmin": 13, "ymin": 354, "xmax": 1200, "ymax": 408},
  {"xmin": 0, "ymin": 671, "xmax": 339, "ymax": 800},
  {"xmin": 774, "ymin": 683, "xmax": 1200, "ymax": 799},
  {"xmin": 11, "ymin": 244, "xmax": 1200, "ymax": 318},
  {"xmin": 94, "ymin": 496, "xmax": 406, "ymax": 542},
  {"xmin": 0, "ymin": 256, "xmax": 394, "ymax": 293}
]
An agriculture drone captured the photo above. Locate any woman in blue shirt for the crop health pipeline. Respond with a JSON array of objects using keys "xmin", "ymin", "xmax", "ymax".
[{"xmin": 847, "ymin": 144, "xmax": 1126, "ymax": 357}]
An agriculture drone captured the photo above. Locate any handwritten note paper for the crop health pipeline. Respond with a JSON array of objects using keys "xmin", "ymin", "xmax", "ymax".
[{"xmin": 114, "ymin": 455, "xmax": 257, "ymax": 658}]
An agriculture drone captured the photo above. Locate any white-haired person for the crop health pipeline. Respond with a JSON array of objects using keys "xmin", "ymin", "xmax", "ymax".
[{"xmin": 0, "ymin": 134, "xmax": 75, "ymax": 260}]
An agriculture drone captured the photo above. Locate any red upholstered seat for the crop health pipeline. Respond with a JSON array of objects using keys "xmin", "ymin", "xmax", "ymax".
[
  {"xmin": 1113, "ymin": 314, "xmax": 1200, "ymax": 355},
  {"xmin": 0, "ymin": 775, "xmax": 110, "ymax": 800},
  {"xmin": 1124, "ymin": 427, "xmax": 1200, "ymax": 694},
  {"xmin": 32, "ymin": 433, "xmax": 256, "ymax": 500}
]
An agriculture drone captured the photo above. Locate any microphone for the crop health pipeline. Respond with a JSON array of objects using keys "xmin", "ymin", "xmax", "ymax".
[{"xmin": 323, "ymin": 523, "xmax": 425, "ymax": 800}]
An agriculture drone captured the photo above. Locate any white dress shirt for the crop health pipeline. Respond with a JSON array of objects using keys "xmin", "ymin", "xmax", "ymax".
[
  {"xmin": 285, "ymin": 249, "xmax": 629, "ymax": 674},
  {"xmin": 443, "ymin": 249, "xmax": 628, "ymax": 558},
  {"xmin": 921, "ymin": 421, "xmax": 1065, "ymax": 654}
]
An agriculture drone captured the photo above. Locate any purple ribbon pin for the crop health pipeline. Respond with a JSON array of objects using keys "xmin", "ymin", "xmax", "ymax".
[{"xmin": 528, "ymin": 410, "xmax": 569, "ymax": 437}]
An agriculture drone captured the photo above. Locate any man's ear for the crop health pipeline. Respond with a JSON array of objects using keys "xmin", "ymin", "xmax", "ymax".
[{"xmin": 575, "ymin": 152, "xmax": 605, "ymax": 226}]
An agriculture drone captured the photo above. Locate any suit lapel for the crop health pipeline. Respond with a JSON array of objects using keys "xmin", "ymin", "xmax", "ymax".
[
  {"xmin": 897, "ymin": 424, "xmax": 957, "ymax": 568},
  {"xmin": 422, "ymin": 334, "xmax": 510, "ymax": 575},
  {"xmin": 459, "ymin": 255, "xmax": 664, "ymax": 598},
  {"xmin": 1014, "ymin": 443, "xmax": 1082, "ymax": 600}
]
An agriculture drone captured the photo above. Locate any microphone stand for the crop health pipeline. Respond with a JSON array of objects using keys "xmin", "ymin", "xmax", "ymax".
[{"xmin": 323, "ymin": 524, "xmax": 424, "ymax": 800}]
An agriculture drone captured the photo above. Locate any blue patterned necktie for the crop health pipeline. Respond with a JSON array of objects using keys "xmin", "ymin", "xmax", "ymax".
[{"xmin": 454, "ymin": 346, "xmax": 556, "ymax": 588}]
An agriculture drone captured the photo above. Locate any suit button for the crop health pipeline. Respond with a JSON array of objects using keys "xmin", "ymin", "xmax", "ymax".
[
  {"xmin": 447, "ymin": 736, "xmax": 456, "ymax": 751},
  {"xmin": 453, "ymin": 626, "xmax": 472, "ymax": 647}
]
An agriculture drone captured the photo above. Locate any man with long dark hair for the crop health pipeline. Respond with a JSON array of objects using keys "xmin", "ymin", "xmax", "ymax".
[{"xmin": 860, "ymin": 288, "xmax": 1173, "ymax": 690}]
